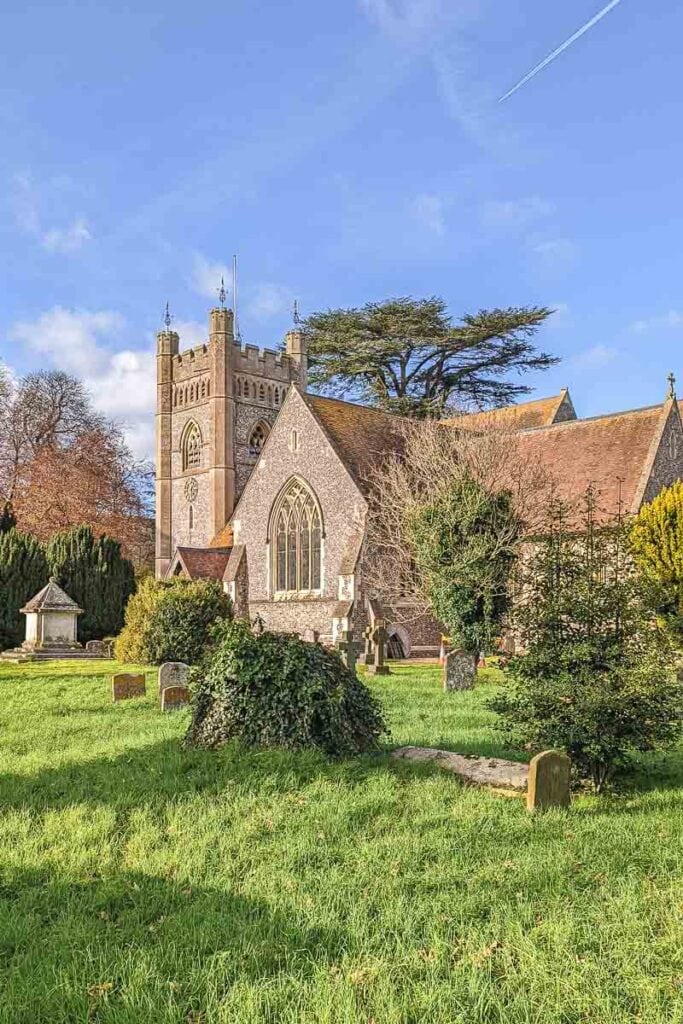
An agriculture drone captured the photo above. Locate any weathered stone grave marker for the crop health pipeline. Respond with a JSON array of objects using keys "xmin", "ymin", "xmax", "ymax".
[
  {"xmin": 336, "ymin": 629, "xmax": 360, "ymax": 674},
  {"xmin": 302, "ymin": 628, "xmax": 320, "ymax": 644},
  {"xmin": 158, "ymin": 662, "xmax": 190, "ymax": 699},
  {"xmin": 161, "ymin": 685, "xmax": 191, "ymax": 712},
  {"xmin": 112, "ymin": 673, "xmax": 146, "ymax": 702},
  {"xmin": 527, "ymin": 750, "xmax": 571, "ymax": 812},
  {"xmin": 360, "ymin": 624, "xmax": 374, "ymax": 665},
  {"xmin": 367, "ymin": 620, "xmax": 390, "ymax": 676},
  {"xmin": 443, "ymin": 649, "xmax": 476, "ymax": 692},
  {"xmin": 85, "ymin": 640, "xmax": 107, "ymax": 657}
]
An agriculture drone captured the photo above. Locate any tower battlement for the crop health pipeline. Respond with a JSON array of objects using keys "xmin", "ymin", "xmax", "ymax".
[{"xmin": 155, "ymin": 303, "xmax": 307, "ymax": 578}]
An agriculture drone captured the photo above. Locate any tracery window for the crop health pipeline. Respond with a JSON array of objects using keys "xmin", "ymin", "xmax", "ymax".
[
  {"xmin": 249, "ymin": 421, "xmax": 270, "ymax": 457},
  {"xmin": 182, "ymin": 421, "xmax": 202, "ymax": 472},
  {"xmin": 271, "ymin": 479, "xmax": 322, "ymax": 594}
]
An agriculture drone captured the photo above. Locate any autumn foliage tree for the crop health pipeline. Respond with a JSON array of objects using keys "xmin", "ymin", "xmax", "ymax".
[{"xmin": 0, "ymin": 368, "xmax": 151, "ymax": 564}]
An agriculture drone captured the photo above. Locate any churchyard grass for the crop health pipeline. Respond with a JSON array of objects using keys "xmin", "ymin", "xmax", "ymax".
[{"xmin": 0, "ymin": 659, "xmax": 680, "ymax": 1024}]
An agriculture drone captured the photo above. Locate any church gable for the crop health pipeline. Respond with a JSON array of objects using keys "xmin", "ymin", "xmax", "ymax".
[
  {"xmin": 230, "ymin": 388, "xmax": 368, "ymax": 639},
  {"xmin": 637, "ymin": 398, "xmax": 683, "ymax": 508}
]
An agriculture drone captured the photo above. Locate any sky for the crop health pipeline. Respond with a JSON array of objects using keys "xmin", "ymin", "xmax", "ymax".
[{"xmin": 1, "ymin": 0, "xmax": 682, "ymax": 461}]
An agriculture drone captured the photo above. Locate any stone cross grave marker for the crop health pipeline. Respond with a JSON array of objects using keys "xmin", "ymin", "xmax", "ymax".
[
  {"xmin": 360, "ymin": 624, "xmax": 374, "ymax": 665},
  {"xmin": 112, "ymin": 673, "xmax": 146, "ymax": 702},
  {"xmin": 443, "ymin": 650, "xmax": 476, "ymax": 692},
  {"xmin": 527, "ymin": 750, "xmax": 571, "ymax": 812},
  {"xmin": 158, "ymin": 662, "xmax": 190, "ymax": 698},
  {"xmin": 161, "ymin": 685, "xmax": 191, "ymax": 712},
  {"xmin": 368, "ymin": 620, "xmax": 390, "ymax": 676},
  {"xmin": 336, "ymin": 629, "xmax": 360, "ymax": 674}
]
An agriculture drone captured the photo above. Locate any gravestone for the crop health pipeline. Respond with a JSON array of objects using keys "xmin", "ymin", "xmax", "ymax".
[
  {"xmin": 158, "ymin": 662, "xmax": 190, "ymax": 697},
  {"xmin": 360, "ymin": 624, "xmax": 374, "ymax": 665},
  {"xmin": 85, "ymin": 640, "xmax": 107, "ymax": 657},
  {"xmin": 112, "ymin": 673, "xmax": 146, "ymax": 702},
  {"xmin": 527, "ymin": 750, "xmax": 571, "ymax": 812},
  {"xmin": 161, "ymin": 685, "xmax": 191, "ymax": 711},
  {"xmin": 368, "ymin": 620, "xmax": 390, "ymax": 676},
  {"xmin": 443, "ymin": 650, "xmax": 476, "ymax": 691},
  {"xmin": 336, "ymin": 630, "xmax": 360, "ymax": 674},
  {"xmin": 303, "ymin": 628, "xmax": 320, "ymax": 644}
]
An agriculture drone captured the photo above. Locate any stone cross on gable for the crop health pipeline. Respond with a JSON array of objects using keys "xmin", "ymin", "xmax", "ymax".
[
  {"xmin": 336, "ymin": 629, "xmax": 360, "ymax": 675},
  {"xmin": 368, "ymin": 619, "xmax": 390, "ymax": 676}
]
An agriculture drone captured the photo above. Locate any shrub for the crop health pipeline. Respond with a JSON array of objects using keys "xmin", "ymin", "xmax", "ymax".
[
  {"xmin": 115, "ymin": 577, "xmax": 232, "ymax": 666},
  {"xmin": 186, "ymin": 619, "xmax": 387, "ymax": 757},
  {"xmin": 46, "ymin": 526, "xmax": 136, "ymax": 642},
  {"xmin": 407, "ymin": 474, "xmax": 520, "ymax": 654},
  {"xmin": 0, "ymin": 528, "xmax": 49, "ymax": 650},
  {"xmin": 490, "ymin": 489, "xmax": 683, "ymax": 791},
  {"xmin": 630, "ymin": 481, "xmax": 683, "ymax": 641}
]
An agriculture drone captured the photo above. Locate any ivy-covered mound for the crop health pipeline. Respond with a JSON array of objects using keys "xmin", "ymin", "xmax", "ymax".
[{"xmin": 186, "ymin": 620, "xmax": 387, "ymax": 757}]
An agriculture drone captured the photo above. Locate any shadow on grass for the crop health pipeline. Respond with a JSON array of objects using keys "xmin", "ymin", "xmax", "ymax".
[
  {"xmin": 0, "ymin": 736, "xmax": 400, "ymax": 815},
  {"xmin": 0, "ymin": 865, "xmax": 344, "ymax": 1021}
]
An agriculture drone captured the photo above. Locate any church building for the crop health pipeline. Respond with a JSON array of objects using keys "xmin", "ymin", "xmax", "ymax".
[{"xmin": 156, "ymin": 303, "xmax": 683, "ymax": 655}]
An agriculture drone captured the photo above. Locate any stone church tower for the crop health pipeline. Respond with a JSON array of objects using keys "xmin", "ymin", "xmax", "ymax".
[{"xmin": 155, "ymin": 305, "xmax": 307, "ymax": 578}]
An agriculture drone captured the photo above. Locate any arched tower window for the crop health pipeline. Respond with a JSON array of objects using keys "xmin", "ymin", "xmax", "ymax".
[
  {"xmin": 181, "ymin": 421, "xmax": 202, "ymax": 472},
  {"xmin": 271, "ymin": 479, "xmax": 322, "ymax": 594},
  {"xmin": 249, "ymin": 420, "xmax": 270, "ymax": 457}
]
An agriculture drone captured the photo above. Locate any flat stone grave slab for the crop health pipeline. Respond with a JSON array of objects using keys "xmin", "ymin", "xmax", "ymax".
[
  {"xmin": 112, "ymin": 673, "xmax": 146, "ymax": 702},
  {"xmin": 392, "ymin": 746, "xmax": 529, "ymax": 791}
]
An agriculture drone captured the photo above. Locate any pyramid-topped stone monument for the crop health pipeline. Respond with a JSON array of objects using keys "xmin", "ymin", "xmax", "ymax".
[{"xmin": 1, "ymin": 578, "xmax": 101, "ymax": 662}]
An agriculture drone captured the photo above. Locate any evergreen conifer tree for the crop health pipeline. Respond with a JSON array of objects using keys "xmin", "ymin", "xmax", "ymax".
[
  {"xmin": 46, "ymin": 526, "xmax": 136, "ymax": 642},
  {"xmin": 0, "ymin": 504, "xmax": 17, "ymax": 534},
  {"xmin": 0, "ymin": 529, "xmax": 49, "ymax": 650}
]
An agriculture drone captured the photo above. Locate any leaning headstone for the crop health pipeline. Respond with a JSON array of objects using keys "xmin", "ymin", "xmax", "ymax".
[
  {"xmin": 527, "ymin": 750, "xmax": 571, "ymax": 813},
  {"xmin": 443, "ymin": 650, "xmax": 476, "ymax": 691},
  {"xmin": 112, "ymin": 673, "xmax": 146, "ymax": 702},
  {"xmin": 85, "ymin": 640, "xmax": 107, "ymax": 657},
  {"xmin": 368, "ymin": 620, "xmax": 390, "ymax": 676},
  {"xmin": 158, "ymin": 662, "xmax": 190, "ymax": 697},
  {"xmin": 161, "ymin": 685, "xmax": 191, "ymax": 712},
  {"xmin": 336, "ymin": 630, "xmax": 360, "ymax": 674}
]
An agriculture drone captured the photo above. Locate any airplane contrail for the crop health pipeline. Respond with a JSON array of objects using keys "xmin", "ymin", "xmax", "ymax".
[{"xmin": 500, "ymin": 0, "xmax": 624, "ymax": 102}]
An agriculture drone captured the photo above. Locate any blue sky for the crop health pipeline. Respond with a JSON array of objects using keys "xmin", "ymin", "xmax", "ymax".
[{"xmin": 1, "ymin": 0, "xmax": 682, "ymax": 458}]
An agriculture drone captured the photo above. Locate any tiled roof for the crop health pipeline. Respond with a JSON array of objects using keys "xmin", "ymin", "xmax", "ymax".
[
  {"xmin": 304, "ymin": 394, "xmax": 406, "ymax": 491},
  {"xmin": 175, "ymin": 547, "xmax": 231, "ymax": 581},
  {"xmin": 22, "ymin": 579, "xmax": 83, "ymax": 614},
  {"xmin": 514, "ymin": 403, "xmax": 669, "ymax": 524},
  {"xmin": 448, "ymin": 390, "xmax": 575, "ymax": 432},
  {"xmin": 209, "ymin": 524, "xmax": 234, "ymax": 549}
]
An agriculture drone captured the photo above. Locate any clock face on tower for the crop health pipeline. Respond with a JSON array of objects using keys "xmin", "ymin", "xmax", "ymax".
[{"xmin": 184, "ymin": 477, "xmax": 199, "ymax": 503}]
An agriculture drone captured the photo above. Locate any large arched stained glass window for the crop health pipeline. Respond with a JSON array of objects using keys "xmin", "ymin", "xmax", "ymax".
[
  {"xmin": 272, "ymin": 479, "xmax": 322, "ymax": 593},
  {"xmin": 181, "ymin": 421, "xmax": 202, "ymax": 472}
]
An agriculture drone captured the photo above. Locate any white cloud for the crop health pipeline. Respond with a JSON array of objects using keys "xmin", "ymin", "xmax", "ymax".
[
  {"xmin": 9, "ymin": 308, "xmax": 155, "ymax": 461},
  {"xmin": 173, "ymin": 319, "xmax": 208, "ymax": 348},
  {"xmin": 359, "ymin": 0, "xmax": 447, "ymax": 44},
  {"xmin": 245, "ymin": 283, "xmax": 295, "ymax": 322},
  {"xmin": 190, "ymin": 253, "xmax": 232, "ymax": 301},
  {"xmin": 571, "ymin": 344, "xmax": 618, "ymax": 371},
  {"xmin": 412, "ymin": 193, "xmax": 446, "ymax": 235},
  {"xmin": 629, "ymin": 310, "xmax": 683, "ymax": 334},
  {"xmin": 482, "ymin": 197, "xmax": 553, "ymax": 229},
  {"xmin": 41, "ymin": 217, "xmax": 92, "ymax": 253},
  {"xmin": 12, "ymin": 173, "xmax": 93, "ymax": 254},
  {"xmin": 529, "ymin": 237, "xmax": 578, "ymax": 269}
]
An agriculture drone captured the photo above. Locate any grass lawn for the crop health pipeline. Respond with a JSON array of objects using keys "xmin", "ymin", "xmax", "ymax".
[{"xmin": 0, "ymin": 660, "xmax": 681, "ymax": 1024}]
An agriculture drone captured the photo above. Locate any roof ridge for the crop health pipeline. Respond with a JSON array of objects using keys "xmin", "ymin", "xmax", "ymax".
[{"xmin": 518, "ymin": 402, "xmax": 664, "ymax": 435}]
